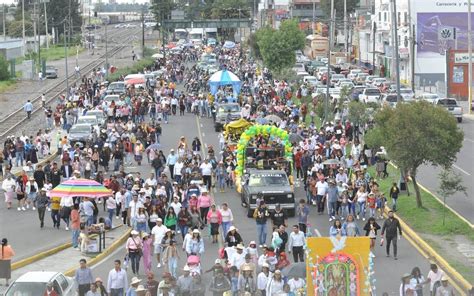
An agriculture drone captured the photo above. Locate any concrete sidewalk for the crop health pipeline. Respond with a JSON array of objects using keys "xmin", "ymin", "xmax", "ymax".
[{"xmin": 0, "ymin": 226, "xmax": 129, "ymax": 294}]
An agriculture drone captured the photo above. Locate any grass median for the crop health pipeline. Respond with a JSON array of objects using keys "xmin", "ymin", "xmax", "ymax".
[
  {"xmin": 108, "ymin": 57, "xmax": 155, "ymax": 82},
  {"xmin": 368, "ymin": 164, "xmax": 474, "ymax": 284},
  {"xmin": 0, "ymin": 79, "xmax": 17, "ymax": 93}
]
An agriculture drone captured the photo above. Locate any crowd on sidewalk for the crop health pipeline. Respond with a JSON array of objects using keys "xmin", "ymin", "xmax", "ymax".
[{"xmin": 0, "ymin": 39, "xmax": 459, "ymax": 296}]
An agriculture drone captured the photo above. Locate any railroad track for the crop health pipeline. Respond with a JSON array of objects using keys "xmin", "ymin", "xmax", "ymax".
[{"xmin": 0, "ymin": 28, "xmax": 140, "ymax": 140}]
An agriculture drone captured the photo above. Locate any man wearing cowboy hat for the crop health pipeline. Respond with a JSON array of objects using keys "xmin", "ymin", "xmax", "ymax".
[
  {"xmin": 435, "ymin": 276, "xmax": 455, "ymax": 296},
  {"xmin": 126, "ymin": 276, "xmax": 142, "ymax": 296},
  {"xmin": 229, "ymin": 244, "xmax": 247, "ymax": 270},
  {"xmin": 176, "ymin": 265, "xmax": 192, "ymax": 296}
]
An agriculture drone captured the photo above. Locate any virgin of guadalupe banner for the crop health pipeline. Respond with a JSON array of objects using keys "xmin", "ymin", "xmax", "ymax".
[{"xmin": 306, "ymin": 237, "xmax": 373, "ymax": 296}]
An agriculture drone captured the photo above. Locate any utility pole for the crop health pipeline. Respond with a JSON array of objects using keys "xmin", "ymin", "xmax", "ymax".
[
  {"xmin": 105, "ymin": 22, "xmax": 108, "ymax": 79},
  {"xmin": 2, "ymin": 5, "xmax": 5, "ymax": 41},
  {"xmin": 312, "ymin": 0, "xmax": 315, "ymax": 34},
  {"xmin": 325, "ymin": 0, "xmax": 334, "ymax": 122},
  {"xmin": 391, "ymin": 0, "xmax": 401, "ymax": 102},
  {"xmin": 407, "ymin": 0, "xmax": 414, "ymax": 91},
  {"xmin": 468, "ymin": 0, "xmax": 472, "ymax": 114},
  {"xmin": 43, "ymin": 0, "xmax": 49, "ymax": 49},
  {"xmin": 22, "ymin": 0, "xmax": 25, "ymax": 53},
  {"xmin": 141, "ymin": 8, "xmax": 145, "ymax": 59},
  {"xmin": 64, "ymin": 22, "xmax": 69, "ymax": 100},
  {"xmin": 343, "ymin": 0, "xmax": 348, "ymax": 57},
  {"xmin": 372, "ymin": 21, "xmax": 376, "ymax": 75}
]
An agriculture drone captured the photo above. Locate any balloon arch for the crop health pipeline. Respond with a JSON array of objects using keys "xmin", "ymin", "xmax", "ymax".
[{"xmin": 234, "ymin": 125, "xmax": 293, "ymax": 177}]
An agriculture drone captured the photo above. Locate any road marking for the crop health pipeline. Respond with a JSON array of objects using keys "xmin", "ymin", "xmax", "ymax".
[
  {"xmin": 196, "ymin": 116, "xmax": 207, "ymax": 159},
  {"xmin": 464, "ymin": 138, "xmax": 474, "ymax": 143},
  {"xmin": 453, "ymin": 164, "xmax": 471, "ymax": 176},
  {"xmin": 202, "ymin": 132, "xmax": 205, "ymax": 137},
  {"xmin": 200, "ymin": 124, "xmax": 203, "ymax": 128},
  {"xmin": 314, "ymin": 228, "xmax": 322, "ymax": 237}
]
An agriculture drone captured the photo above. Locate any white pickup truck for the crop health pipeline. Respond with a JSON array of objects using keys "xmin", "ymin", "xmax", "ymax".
[{"xmin": 435, "ymin": 98, "xmax": 463, "ymax": 123}]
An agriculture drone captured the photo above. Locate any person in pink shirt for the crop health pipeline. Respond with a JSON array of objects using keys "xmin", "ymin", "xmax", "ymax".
[
  {"xmin": 197, "ymin": 190, "xmax": 212, "ymax": 225},
  {"xmin": 141, "ymin": 233, "xmax": 153, "ymax": 274},
  {"xmin": 188, "ymin": 194, "xmax": 198, "ymax": 209},
  {"xmin": 207, "ymin": 204, "xmax": 222, "ymax": 243}
]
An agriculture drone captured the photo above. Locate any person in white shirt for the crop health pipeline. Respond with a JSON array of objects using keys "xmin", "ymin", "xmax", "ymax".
[
  {"xmin": 288, "ymin": 276, "xmax": 305, "ymax": 293},
  {"xmin": 115, "ymin": 190, "xmax": 126, "ymax": 220},
  {"xmin": 173, "ymin": 159, "xmax": 184, "ymax": 183},
  {"xmin": 229, "ymin": 244, "xmax": 247, "ymax": 269},
  {"xmin": 257, "ymin": 263, "xmax": 271, "ymax": 295},
  {"xmin": 424, "ymin": 264, "xmax": 445, "ymax": 295},
  {"xmin": 199, "ymin": 159, "xmax": 213, "ymax": 190},
  {"xmin": 288, "ymin": 225, "xmax": 305, "ymax": 263},
  {"xmin": 315, "ymin": 179, "xmax": 329, "ymax": 212},
  {"xmin": 128, "ymin": 194, "xmax": 143, "ymax": 228},
  {"xmin": 59, "ymin": 196, "xmax": 74, "ymax": 230},
  {"xmin": 266, "ymin": 270, "xmax": 284, "ymax": 296},
  {"xmin": 220, "ymin": 203, "xmax": 234, "ymax": 236},
  {"xmin": 106, "ymin": 259, "xmax": 128, "ymax": 296},
  {"xmin": 145, "ymin": 173, "xmax": 157, "ymax": 189},
  {"xmin": 400, "ymin": 273, "xmax": 417, "ymax": 296},
  {"xmin": 151, "ymin": 219, "xmax": 168, "ymax": 268}
]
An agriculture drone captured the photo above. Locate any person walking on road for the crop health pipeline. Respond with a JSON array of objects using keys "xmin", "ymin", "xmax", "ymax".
[
  {"xmin": 381, "ymin": 210, "xmax": 402, "ymax": 260},
  {"xmin": 0, "ymin": 238, "xmax": 15, "ymax": 286},
  {"xmin": 35, "ymin": 188, "xmax": 49, "ymax": 228},
  {"xmin": 23, "ymin": 100, "xmax": 33, "ymax": 119},
  {"xmin": 107, "ymin": 259, "xmax": 128, "ymax": 296},
  {"xmin": 75, "ymin": 258, "xmax": 94, "ymax": 296},
  {"xmin": 126, "ymin": 230, "xmax": 143, "ymax": 276},
  {"xmin": 253, "ymin": 201, "xmax": 270, "ymax": 247},
  {"xmin": 288, "ymin": 225, "xmax": 305, "ymax": 263}
]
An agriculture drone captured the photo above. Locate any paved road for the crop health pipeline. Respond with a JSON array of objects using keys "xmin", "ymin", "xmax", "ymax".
[
  {"xmin": 418, "ymin": 115, "xmax": 474, "ymax": 224},
  {"xmin": 86, "ymin": 111, "xmax": 434, "ymax": 295}
]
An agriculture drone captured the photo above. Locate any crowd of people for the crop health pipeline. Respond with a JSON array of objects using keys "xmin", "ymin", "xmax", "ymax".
[{"xmin": 0, "ymin": 38, "xmax": 458, "ymax": 296}]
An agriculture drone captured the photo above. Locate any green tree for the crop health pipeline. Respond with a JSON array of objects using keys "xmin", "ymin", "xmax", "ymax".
[
  {"xmin": 278, "ymin": 19, "xmax": 305, "ymax": 51},
  {"xmin": 320, "ymin": 0, "xmax": 358, "ymax": 19},
  {"xmin": 348, "ymin": 101, "xmax": 370, "ymax": 130},
  {"xmin": 7, "ymin": 20, "xmax": 34, "ymax": 37},
  {"xmin": 0, "ymin": 55, "xmax": 9, "ymax": 81},
  {"xmin": 150, "ymin": 0, "xmax": 174, "ymax": 25},
  {"xmin": 46, "ymin": 0, "xmax": 82, "ymax": 36},
  {"xmin": 365, "ymin": 101, "xmax": 464, "ymax": 208},
  {"xmin": 437, "ymin": 168, "xmax": 467, "ymax": 226},
  {"xmin": 255, "ymin": 20, "xmax": 305, "ymax": 73}
]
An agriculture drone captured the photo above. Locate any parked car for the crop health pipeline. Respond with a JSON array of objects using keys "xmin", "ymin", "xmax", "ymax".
[
  {"xmin": 44, "ymin": 66, "xmax": 58, "ymax": 79},
  {"xmin": 381, "ymin": 93, "xmax": 402, "ymax": 108},
  {"xmin": 292, "ymin": 63, "xmax": 306, "ymax": 73},
  {"xmin": 364, "ymin": 75, "xmax": 378, "ymax": 87},
  {"xmin": 359, "ymin": 88, "xmax": 381, "ymax": 104},
  {"xmin": 329, "ymin": 74, "xmax": 345, "ymax": 87},
  {"xmin": 303, "ymin": 75, "xmax": 319, "ymax": 86},
  {"xmin": 399, "ymin": 88, "xmax": 415, "ymax": 101},
  {"xmin": 4, "ymin": 271, "xmax": 77, "ymax": 296},
  {"xmin": 435, "ymin": 98, "xmax": 463, "ymax": 123},
  {"xmin": 355, "ymin": 73, "xmax": 370, "ymax": 85},
  {"xmin": 418, "ymin": 93, "xmax": 440, "ymax": 104},
  {"xmin": 371, "ymin": 77, "xmax": 387, "ymax": 88}
]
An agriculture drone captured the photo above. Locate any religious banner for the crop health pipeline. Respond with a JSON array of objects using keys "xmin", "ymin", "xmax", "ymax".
[{"xmin": 305, "ymin": 237, "xmax": 375, "ymax": 296}]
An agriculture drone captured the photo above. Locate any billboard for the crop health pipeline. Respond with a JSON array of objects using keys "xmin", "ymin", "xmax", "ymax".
[{"xmin": 412, "ymin": 0, "xmax": 474, "ymax": 83}]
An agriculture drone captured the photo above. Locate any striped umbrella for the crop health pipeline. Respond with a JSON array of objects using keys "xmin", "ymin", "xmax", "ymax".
[{"xmin": 48, "ymin": 179, "xmax": 112, "ymax": 198}]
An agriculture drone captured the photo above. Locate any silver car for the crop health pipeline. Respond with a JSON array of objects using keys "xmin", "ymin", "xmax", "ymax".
[{"xmin": 5, "ymin": 271, "xmax": 77, "ymax": 296}]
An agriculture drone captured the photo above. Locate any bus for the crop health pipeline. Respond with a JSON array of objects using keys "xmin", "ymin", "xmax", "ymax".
[
  {"xmin": 174, "ymin": 29, "xmax": 188, "ymax": 41},
  {"xmin": 304, "ymin": 34, "xmax": 329, "ymax": 60},
  {"xmin": 205, "ymin": 28, "xmax": 218, "ymax": 39}
]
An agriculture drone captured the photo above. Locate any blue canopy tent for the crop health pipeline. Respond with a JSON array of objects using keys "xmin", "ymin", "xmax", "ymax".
[{"xmin": 208, "ymin": 70, "xmax": 242, "ymax": 97}]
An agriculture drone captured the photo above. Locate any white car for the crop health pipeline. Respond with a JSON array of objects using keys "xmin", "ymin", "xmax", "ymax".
[
  {"xmin": 4, "ymin": 271, "xmax": 77, "ymax": 296},
  {"xmin": 359, "ymin": 88, "xmax": 382, "ymax": 104},
  {"xmin": 85, "ymin": 109, "xmax": 106, "ymax": 125},
  {"xmin": 303, "ymin": 75, "xmax": 318, "ymax": 86},
  {"xmin": 77, "ymin": 115, "xmax": 100, "ymax": 134},
  {"xmin": 418, "ymin": 93, "xmax": 439, "ymax": 104},
  {"xmin": 371, "ymin": 77, "xmax": 387, "ymax": 88},
  {"xmin": 399, "ymin": 88, "xmax": 415, "ymax": 101},
  {"xmin": 292, "ymin": 63, "xmax": 306, "ymax": 73}
]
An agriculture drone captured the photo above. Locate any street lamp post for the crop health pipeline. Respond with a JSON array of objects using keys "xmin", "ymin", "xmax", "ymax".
[
  {"xmin": 468, "ymin": 0, "xmax": 472, "ymax": 114},
  {"xmin": 2, "ymin": 5, "xmax": 5, "ymax": 41},
  {"xmin": 391, "ymin": 0, "xmax": 402, "ymax": 103},
  {"xmin": 41, "ymin": 0, "xmax": 50, "ymax": 49}
]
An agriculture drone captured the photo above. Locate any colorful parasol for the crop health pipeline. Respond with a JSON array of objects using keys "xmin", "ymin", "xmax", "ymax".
[{"xmin": 48, "ymin": 179, "xmax": 112, "ymax": 198}]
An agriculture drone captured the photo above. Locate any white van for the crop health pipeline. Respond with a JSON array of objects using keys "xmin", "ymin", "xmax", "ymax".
[{"xmin": 189, "ymin": 28, "xmax": 204, "ymax": 45}]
